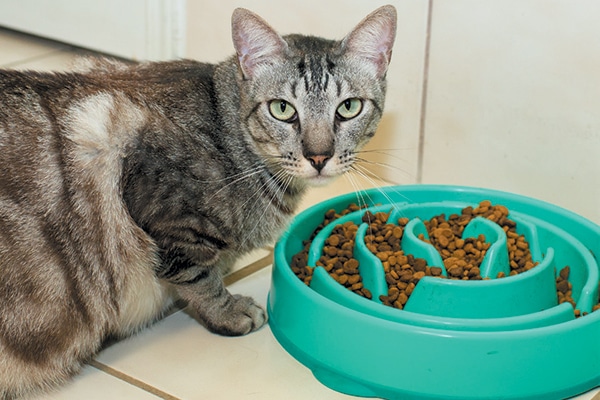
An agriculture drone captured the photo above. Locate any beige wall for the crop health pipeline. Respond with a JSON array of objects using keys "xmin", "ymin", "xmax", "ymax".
[{"xmin": 186, "ymin": 1, "xmax": 600, "ymax": 225}]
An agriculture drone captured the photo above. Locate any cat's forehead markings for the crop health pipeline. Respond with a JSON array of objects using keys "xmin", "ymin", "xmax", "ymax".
[{"xmin": 296, "ymin": 54, "xmax": 333, "ymax": 94}]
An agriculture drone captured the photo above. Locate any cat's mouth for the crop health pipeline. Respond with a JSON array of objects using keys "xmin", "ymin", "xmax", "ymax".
[
  {"xmin": 306, "ymin": 174, "xmax": 336, "ymax": 187},
  {"xmin": 300, "ymin": 159, "xmax": 341, "ymax": 187},
  {"xmin": 278, "ymin": 153, "xmax": 346, "ymax": 187}
]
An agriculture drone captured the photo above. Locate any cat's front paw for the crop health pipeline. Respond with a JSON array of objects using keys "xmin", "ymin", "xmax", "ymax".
[{"xmin": 203, "ymin": 294, "xmax": 267, "ymax": 336}]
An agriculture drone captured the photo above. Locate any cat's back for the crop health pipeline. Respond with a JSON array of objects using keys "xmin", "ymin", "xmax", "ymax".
[
  {"xmin": 0, "ymin": 67, "xmax": 95, "ymax": 120},
  {"xmin": 0, "ymin": 59, "xmax": 218, "ymax": 192},
  {"xmin": 0, "ymin": 58, "xmax": 216, "ymax": 119}
]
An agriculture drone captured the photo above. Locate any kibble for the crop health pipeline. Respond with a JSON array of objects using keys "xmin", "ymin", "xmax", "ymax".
[
  {"xmin": 291, "ymin": 208, "xmax": 374, "ymax": 299},
  {"xmin": 556, "ymin": 266, "xmax": 575, "ymax": 310},
  {"xmin": 290, "ymin": 201, "xmax": 598, "ymax": 317}
]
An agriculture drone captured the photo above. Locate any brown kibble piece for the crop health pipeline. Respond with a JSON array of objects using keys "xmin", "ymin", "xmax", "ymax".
[
  {"xmin": 448, "ymin": 266, "xmax": 464, "ymax": 278},
  {"xmin": 398, "ymin": 292, "xmax": 409, "ymax": 305},
  {"xmin": 437, "ymin": 235, "xmax": 449, "ymax": 248},
  {"xmin": 392, "ymin": 226, "xmax": 403, "ymax": 239},
  {"xmin": 413, "ymin": 258, "xmax": 427, "ymax": 272},
  {"xmin": 377, "ymin": 252, "xmax": 389, "ymax": 262},
  {"xmin": 327, "ymin": 235, "xmax": 340, "ymax": 247},
  {"xmin": 344, "ymin": 258, "xmax": 359, "ymax": 272},
  {"xmin": 556, "ymin": 280, "xmax": 570, "ymax": 294},
  {"xmin": 413, "ymin": 271, "xmax": 426, "ymax": 280}
]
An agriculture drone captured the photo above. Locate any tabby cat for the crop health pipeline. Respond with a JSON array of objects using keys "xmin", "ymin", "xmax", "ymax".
[{"xmin": 0, "ymin": 5, "xmax": 396, "ymax": 398}]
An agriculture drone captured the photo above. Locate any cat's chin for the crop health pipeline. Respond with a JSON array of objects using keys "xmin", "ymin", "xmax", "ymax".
[{"xmin": 305, "ymin": 175, "xmax": 336, "ymax": 187}]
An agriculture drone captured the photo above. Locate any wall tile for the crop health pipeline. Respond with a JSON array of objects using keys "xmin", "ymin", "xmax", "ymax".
[{"xmin": 422, "ymin": 0, "xmax": 600, "ymax": 224}]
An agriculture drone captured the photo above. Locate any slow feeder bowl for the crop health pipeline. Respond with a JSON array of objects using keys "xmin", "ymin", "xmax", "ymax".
[{"xmin": 268, "ymin": 185, "xmax": 600, "ymax": 400}]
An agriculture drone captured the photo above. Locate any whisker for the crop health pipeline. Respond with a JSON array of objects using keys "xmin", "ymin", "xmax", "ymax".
[
  {"xmin": 198, "ymin": 165, "xmax": 265, "ymax": 184},
  {"xmin": 238, "ymin": 168, "xmax": 293, "ymax": 249},
  {"xmin": 343, "ymin": 172, "xmax": 377, "ymax": 237},
  {"xmin": 244, "ymin": 170, "xmax": 294, "ymax": 240},
  {"xmin": 239, "ymin": 169, "xmax": 282, "ymax": 211},
  {"xmin": 351, "ymin": 163, "xmax": 388, "ymax": 185},
  {"xmin": 343, "ymin": 172, "xmax": 368, "ymax": 211},
  {"xmin": 350, "ymin": 164, "xmax": 408, "ymax": 217},
  {"xmin": 236, "ymin": 176, "xmax": 277, "ymax": 247},
  {"xmin": 356, "ymin": 147, "xmax": 415, "ymax": 155},
  {"xmin": 355, "ymin": 164, "xmax": 417, "ymax": 210},
  {"xmin": 354, "ymin": 156, "xmax": 414, "ymax": 179},
  {"xmin": 355, "ymin": 148, "xmax": 415, "ymax": 164},
  {"xmin": 351, "ymin": 163, "xmax": 415, "ymax": 204},
  {"xmin": 344, "ymin": 169, "xmax": 394, "ymax": 238},
  {"xmin": 204, "ymin": 167, "xmax": 266, "ymax": 203}
]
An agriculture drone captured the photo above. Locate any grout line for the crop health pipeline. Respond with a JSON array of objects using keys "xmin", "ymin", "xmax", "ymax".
[
  {"xmin": 416, "ymin": 0, "xmax": 434, "ymax": 183},
  {"xmin": 223, "ymin": 248, "xmax": 274, "ymax": 286},
  {"xmin": 89, "ymin": 360, "xmax": 181, "ymax": 400},
  {"xmin": 1, "ymin": 49, "xmax": 68, "ymax": 69},
  {"xmin": 0, "ymin": 26, "xmax": 122, "ymax": 68}
]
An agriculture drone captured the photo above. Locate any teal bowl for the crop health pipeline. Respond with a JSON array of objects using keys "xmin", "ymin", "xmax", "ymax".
[{"xmin": 267, "ymin": 185, "xmax": 600, "ymax": 399}]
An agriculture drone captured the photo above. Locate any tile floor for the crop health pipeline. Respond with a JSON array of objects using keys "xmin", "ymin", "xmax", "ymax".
[{"xmin": 1, "ymin": 28, "xmax": 598, "ymax": 400}]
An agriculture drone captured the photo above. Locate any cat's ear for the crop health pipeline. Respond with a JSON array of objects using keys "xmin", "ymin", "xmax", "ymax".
[
  {"xmin": 231, "ymin": 8, "xmax": 288, "ymax": 80},
  {"xmin": 340, "ymin": 5, "xmax": 397, "ymax": 78}
]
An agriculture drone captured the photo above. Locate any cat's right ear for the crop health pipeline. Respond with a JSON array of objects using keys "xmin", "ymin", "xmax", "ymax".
[{"xmin": 231, "ymin": 8, "xmax": 288, "ymax": 80}]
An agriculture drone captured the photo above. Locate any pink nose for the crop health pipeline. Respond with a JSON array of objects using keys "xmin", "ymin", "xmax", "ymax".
[{"xmin": 307, "ymin": 155, "xmax": 331, "ymax": 172}]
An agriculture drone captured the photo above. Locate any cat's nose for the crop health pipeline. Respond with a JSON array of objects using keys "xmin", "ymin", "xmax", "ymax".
[{"xmin": 307, "ymin": 155, "xmax": 331, "ymax": 172}]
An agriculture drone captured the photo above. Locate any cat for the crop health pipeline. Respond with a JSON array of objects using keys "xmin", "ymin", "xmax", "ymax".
[{"xmin": 0, "ymin": 5, "xmax": 396, "ymax": 399}]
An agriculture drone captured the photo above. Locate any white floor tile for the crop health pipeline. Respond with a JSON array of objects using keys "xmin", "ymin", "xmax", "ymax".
[
  {"xmin": 93, "ymin": 266, "xmax": 361, "ymax": 399},
  {"xmin": 33, "ymin": 365, "xmax": 160, "ymax": 400},
  {"xmin": 0, "ymin": 29, "xmax": 67, "ymax": 67},
  {"xmin": 570, "ymin": 389, "xmax": 600, "ymax": 400},
  {"xmin": 10, "ymin": 49, "xmax": 84, "ymax": 72}
]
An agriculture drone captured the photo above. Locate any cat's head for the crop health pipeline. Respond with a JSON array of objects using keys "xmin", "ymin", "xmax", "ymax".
[{"xmin": 231, "ymin": 6, "xmax": 397, "ymax": 187}]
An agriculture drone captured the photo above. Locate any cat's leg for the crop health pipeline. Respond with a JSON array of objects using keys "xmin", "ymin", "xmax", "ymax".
[
  {"xmin": 123, "ymin": 160, "xmax": 267, "ymax": 335},
  {"xmin": 158, "ymin": 248, "xmax": 267, "ymax": 336}
]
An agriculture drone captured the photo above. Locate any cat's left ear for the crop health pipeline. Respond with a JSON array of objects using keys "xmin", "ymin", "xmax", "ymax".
[
  {"xmin": 340, "ymin": 5, "xmax": 397, "ymax": 78},
  {"xmin": 231, "ymin": 8, "xmax": 288, "ymax": 80}
]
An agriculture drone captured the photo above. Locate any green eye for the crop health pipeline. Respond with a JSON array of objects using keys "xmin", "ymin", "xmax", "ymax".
[
  {"xmin": 269, "ymin": 100, "xmax": 297, "ymax": 122},
  {"xmin": 336, "ymin": 98, "xmax": 363, "ymax": 120}
]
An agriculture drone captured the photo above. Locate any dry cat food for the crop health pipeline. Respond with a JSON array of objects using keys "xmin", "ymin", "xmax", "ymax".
[
  {"xmin": 291, "ymin": 201, "xmax": 596, "ymax": 316},
  {"xmin": 361, "ymin": 211, "xmax": 443, "ymax": 309},
  {"xmin": 556, "ymin": 266, "xmax": 600, "ymax": 316},
  {"xmin": 292, "ymin": 214, "xmax": 372, "ymax": 299},
  {"xmin": 291, "ymin": 203, "xmax": 365, "ymax": 289}
]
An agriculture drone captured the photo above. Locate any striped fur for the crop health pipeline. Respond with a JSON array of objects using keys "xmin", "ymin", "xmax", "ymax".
[{"xmin": 0, "ymin": 6, "xmax": 396, "ymax": 398}]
